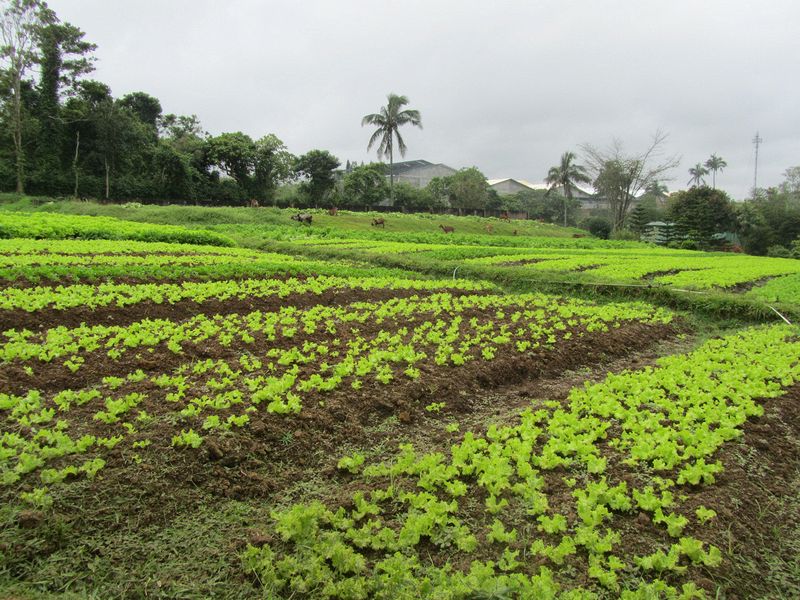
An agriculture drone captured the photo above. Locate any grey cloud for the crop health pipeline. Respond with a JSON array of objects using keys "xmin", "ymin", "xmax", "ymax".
[{"xmin": 48, "ymin": 0, "xmax": 800, "ymax": 198}]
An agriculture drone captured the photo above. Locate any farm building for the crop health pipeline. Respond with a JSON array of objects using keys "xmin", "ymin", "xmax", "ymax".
[
  {"xmin": 487, "ymin": 178, "xmax": 603, "ymax": 208},
  {"xmin": 386, "ymin": 160, "xmax": 458, "ymax": 188}
]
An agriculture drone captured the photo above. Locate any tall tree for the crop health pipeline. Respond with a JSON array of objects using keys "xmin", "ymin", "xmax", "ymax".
[
  {"xmin": 581, "ymin": 131, "xmax": 680, "ymax": 232},
  {"xmin": 644, "ymin": 180, "xmax": 668, "ymax": 198},
  {"xmin": 205, "ymin": 131, "xmax": 256, "ymax": 194},
  {"xmin": 361, "ymin": 93, "xmax": 421, "ymax": 197},
  {"xmin": 118, "ymin": 91, "xmax": 161, "ymax": 131},
  {"xmin": 60, "ymin": 79, "xmax": 110, "ymax": 198},
  {"xmin": 252, "ymin": 134, "xmax": 294, "ymax": 203},
  {"xmin": 34, "ymin": 20, "xmax": 95, "ymax": 193},
  {"xmin": 342, "ymin": 162, "xmax": 389, "ymax": 208},
  {"xmin": 293, "ymin": 149, "xmax": 339, "ymax": 207},
  {"xmin": 544, "ymin": 151, "xmax": 591, "ymax": 227},
  {"xmin": 0, "ymin": 0, "xmax": 55, "ymax": 193},
  {"xmin": 668, "ymin": 186, "xmax": 735, "ymax": 248},
  {"xmin": 687, "ymin": 163, "xmax": 708, "ymax": 187},
  {"xmin": 704, "ymin": 154, "xmax": 727, "ymax": 189}
]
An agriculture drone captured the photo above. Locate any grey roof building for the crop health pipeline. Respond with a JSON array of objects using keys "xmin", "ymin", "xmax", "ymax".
[{"xmin": 387, "ymin": 160, "xmax": 458, "ymax": 188}]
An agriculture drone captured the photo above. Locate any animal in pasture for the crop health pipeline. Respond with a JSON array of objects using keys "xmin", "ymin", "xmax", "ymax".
[
  {"xmin": 485, "ymin": 224, "xmax": 493, "ymax": 233},
  {"xmin": 371, "ymin": 217, "xmax": 385, "ymax": 228},
  {"xmin": 500, "ymin": 212, "xmax": 510, "ymax": 221},
  {"xmin": 328, "ymin": 207, "xmax": 338, "ymax": 216},
  {"xmin": 248, "ymin": 198, "xmax": 259, "ymax": 208},
  {"xmin": 291, "ymin": 213, "xmax": 313, "ymax": 225},
  {"xmin": 572, "ymin": 233, "xmax": 586, "ymax": 238},
  {"xmin": 439, "ymin": 224, "xmax": 455, "ymax": 234},
  {"xmin": 513, "ymin": 229, "xmax": 518, "ymax": 236}
]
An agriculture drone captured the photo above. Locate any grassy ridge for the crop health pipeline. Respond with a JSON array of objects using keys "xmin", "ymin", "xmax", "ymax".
[{"xmin": 0, "ymin": 195, "xmax": 583, "ymax": 239}]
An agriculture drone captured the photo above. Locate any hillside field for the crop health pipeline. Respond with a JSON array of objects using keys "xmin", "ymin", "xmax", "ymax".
[{"xmin": 0, "ymin": 204, "xmax": 798, "ymax": 599}]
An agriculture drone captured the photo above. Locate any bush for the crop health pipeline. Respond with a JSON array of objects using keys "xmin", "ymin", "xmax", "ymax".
[
  {"xmin": 739, "ymin": 225, "xmax": 774, "ymax": 256},
  {"xmin": 767, "ymin": 244, "xmax": 793, "ymax": 258},
  {"xmin": 610, "ymin": 228, "xmax": 639, "ymax": 241},
  {"xmin": 679, "ymin": 239, "xmax": 701, "ymax": 251},
  {"xmin": 581, "ymin": 217, "xmax": 612, "ymax": 239}
]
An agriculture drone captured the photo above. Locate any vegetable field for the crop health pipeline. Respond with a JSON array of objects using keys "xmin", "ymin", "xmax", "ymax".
[{"xmin": 1, "ymin": 207, "xmax": 798, "ymax": 599}]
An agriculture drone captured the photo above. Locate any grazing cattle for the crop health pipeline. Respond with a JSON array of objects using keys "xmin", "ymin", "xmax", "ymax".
[
  {"xmin": 485, "ymin": 224, "xmax": 493, "ymax": 233},
  {"xmin": 500, "ymin": 212, "xmax": 510, "ymax": 221},
  {"xmin": 371, "ymin": 217, "xmax": 385, "ymax": 228},
  {"xmin": 439, "ymin": 224, "xmax": 455, "ymax": 234},
  {"xmin": 328, "ymin": 207, "xmax": 338, "ymax": 216},
  {"xmin": 291, "ymin": 213, "xmax": 313, "ymax": 225},
  {"xmin": 248, "ymin": 198, "xmax": 259, "ymax": 208}
]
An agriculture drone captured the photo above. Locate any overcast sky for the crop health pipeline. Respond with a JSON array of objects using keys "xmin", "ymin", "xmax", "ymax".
[{"xmin": 48, "ymin": 0, "xmax": 799, "ymax": 199}]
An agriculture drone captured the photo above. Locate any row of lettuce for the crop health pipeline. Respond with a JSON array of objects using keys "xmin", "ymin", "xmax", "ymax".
[
  {"xmin": 1, "ymin": 291, "xmax": 670, "ymax": 493},
  {"xmin": 287, "ymin": 238, "xmax": 800, "ymax": 305},
  {"xmin": 0, "ymin": 239, "xmax": 431, "ymax": 285},
  {"xmin": 1, "ymin": 212, "xmax": 798, "ymax": 309},
  {"xmin": 242, "ymin": 324, "xmax": 800, "ymax": 599},
  {"xmin": 0, "ymin": 211, "xmax": 235, "ymax": 246}
]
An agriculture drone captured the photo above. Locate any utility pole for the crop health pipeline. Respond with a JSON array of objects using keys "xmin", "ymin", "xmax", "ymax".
[{"xmin": 752, "ymin": 131, "xmax": 763, "ymax": 200}]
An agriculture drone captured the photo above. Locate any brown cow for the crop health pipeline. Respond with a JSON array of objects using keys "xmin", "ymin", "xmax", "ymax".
[
  {"xmin": 291, "ymin": 213, "xmax": 313, "ymax": 225},
  {"xmin": 439, "ymin": 224, "xmax": 455, "ymax": 234},
  {"xmin": 248, "ymin": 198, "xmax": 259, "ymax": 208},
  {"xmin": 371, "ymin": 217, "xmax": 385, "ymax": 228},
  {"xmin": 500, "ymin": 212, "xmax": 510, "ymax": 221},
  {"xmin": 328, "ymin": 207, "xmax": 338, "ymax": 216}
]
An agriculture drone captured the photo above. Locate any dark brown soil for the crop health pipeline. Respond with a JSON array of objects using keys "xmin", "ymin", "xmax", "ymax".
[
  {"xmin": 59, "ymin": 320, "xmax": 680, "ymax": 511},
  {"xmin": 691, "ymin": 384, "xmax": 800, "ymax": 598},
  {"xmin": 727, "ymin": 276, "xmax": 775, "ymax": 293}
]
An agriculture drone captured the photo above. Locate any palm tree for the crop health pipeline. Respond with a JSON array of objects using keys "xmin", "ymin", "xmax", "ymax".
[
  {"xmin": 545, "ymin": 151, "xmax": 591, "ymax": 227},
  {"xmin": 645, "ymin": 180, "xmax": 669, "ymax": 197},
  {"xmin": 704, "ymin": 154, "xmax": 727, "ymax": 189},
  {"xmin": 687, "ymin": 163, "xmax": 709, "ymax": 187},
  {"xmin": 361, "ymin": 94, "xmax": 422, "ymax": 198}
]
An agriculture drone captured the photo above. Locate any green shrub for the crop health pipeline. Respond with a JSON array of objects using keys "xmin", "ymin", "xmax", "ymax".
[
  {"xmin": 767, "ymin": 244, "xmax": 793, "ymax": 258},
  {"xmin": 581, "ymin": 217, "xmax": 612, "ymax": 239},
  {"xmin": 610, "ymin": 228, "xmax": 639, "ymax": 241}
]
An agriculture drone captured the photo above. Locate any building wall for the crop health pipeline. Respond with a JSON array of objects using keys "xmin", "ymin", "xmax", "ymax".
[
  {"xmin": 579, "ymin": 198, "xmax": 609, "ymax": 209},
  {"xmin": 395, "ymin": 164, "xmax": 457, "ymax": 189}
]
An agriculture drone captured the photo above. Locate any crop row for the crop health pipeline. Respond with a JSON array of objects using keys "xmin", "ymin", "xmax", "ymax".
[
  {"xmin": 1, "ymin": 293, "xmax": 670, "ymax": 368},
  {"xmin": 0, "ymin": 240, "xmax": 424, "ymax": 285},
  {"xmin": 0, "ymin": 239, "xmax": 262, "ymax": 256},
  {"xmin": 462, "ymin": 250, "xmax": 800, "ymax": 289},
  {"xmin": 0, "ymin": 211, "xmax": 235, "ymax": 246},
  {"xmin": 284, "ymin": 237, "xmax": 800, "ymax": 293},
  {"xmin": 747, "ymin": 273, "xmax": 800, "ymax": 305},
  {"xmin": 0, "ymin": 275, "xmax": 495, "ymax": 313},
  {"xmin": 242, "ymin": 324, "xmax": 800, "ymax": 599},
  {"xmin": 0, "ymin": 293, "xmax": 672, "ymax": 499}
]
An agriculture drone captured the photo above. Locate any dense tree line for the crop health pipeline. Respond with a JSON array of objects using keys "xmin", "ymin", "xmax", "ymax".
[{"xmin": 0, "ymin": 0, "xmax": 343, "ymax": 206}]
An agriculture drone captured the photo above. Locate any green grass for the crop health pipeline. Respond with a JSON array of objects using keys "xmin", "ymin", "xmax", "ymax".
[
  {"xmin": 0, "ymin": 493, "xmax": 263, "ymax": 599},
  {"xmin": 0, "ymin": 194, "xmax": 583, "ymax": 239}
]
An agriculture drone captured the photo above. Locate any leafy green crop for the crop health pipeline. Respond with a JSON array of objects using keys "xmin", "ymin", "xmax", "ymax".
[{"xmin": 241, "ymin": 324, "xmax": 800, "ymax": 597}]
